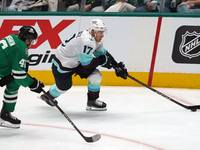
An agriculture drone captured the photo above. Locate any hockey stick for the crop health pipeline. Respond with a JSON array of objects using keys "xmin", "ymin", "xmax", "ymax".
[
  {"xmin": 127, "ymin": 75, "xmax": 200, "ymax": 111},
  {"xmin": 41, "ymin": 89, "xmax": 101, "ymax": 142}
]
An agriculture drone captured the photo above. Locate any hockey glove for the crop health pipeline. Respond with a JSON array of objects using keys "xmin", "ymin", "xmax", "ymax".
[
  {"xmin": 114, "ymin": 62, "xmax": 128, "ymax": 79},
  {"xmin": 99, "ymin": 55, "xmax": 112, "ymax": 69},
  {"xmin": 29, "ymin": 78, "xmax": 44, "ymax": 93},
  {"xmin": 0, "ymin": 73, "xmax": 14, "ymax": 87},
  {"xmin": 107, "ymin": 52, "xmax": 118, "ymax": 67}
]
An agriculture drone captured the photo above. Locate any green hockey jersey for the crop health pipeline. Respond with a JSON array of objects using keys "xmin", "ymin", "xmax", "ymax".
[{"xmin": 0, "ymin": 34, "xmax": 34, "ymax": 87}]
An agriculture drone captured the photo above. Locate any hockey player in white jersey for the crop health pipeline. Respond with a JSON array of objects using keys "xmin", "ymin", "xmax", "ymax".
[{"xmin": 40, "ymin": 19, "xmax": 128, "ymax": 111}]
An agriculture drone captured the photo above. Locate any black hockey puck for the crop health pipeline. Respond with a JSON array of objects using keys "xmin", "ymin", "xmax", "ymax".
[{"xmin": 191, "ymin": 109, "xmax": 197, "ymax": 112}]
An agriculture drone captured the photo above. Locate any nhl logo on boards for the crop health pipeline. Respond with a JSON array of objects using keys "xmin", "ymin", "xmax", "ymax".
[
  {"xmin": 179, "ymin": 31, "xmax": 200, "ymax": 59},
  {"xmin": 172, "ymin": 26, "xmax": 200, "ymax": 64}
]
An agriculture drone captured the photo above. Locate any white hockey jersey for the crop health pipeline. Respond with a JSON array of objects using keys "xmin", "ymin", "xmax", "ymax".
[{"xmin": 52, "ymin": 29, "xmax": 107, "ymax": 73}]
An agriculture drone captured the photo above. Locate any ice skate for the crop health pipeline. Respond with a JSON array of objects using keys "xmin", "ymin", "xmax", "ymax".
[
  {"xmin": 86, "ymin": 99, "xmax": 107, "ymax": 111},
  {"xmin": 0, "ymin": 108, "xmax": 21, "ymax": 129},
  {"xmin": 39, "ymin": 93, "xmax": 57, "ymax": 106}
]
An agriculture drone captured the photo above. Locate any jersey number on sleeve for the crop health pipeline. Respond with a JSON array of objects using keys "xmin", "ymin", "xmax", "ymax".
[
  {"xmin": 0, "ymin": 40, "xmax": 8, "ymax": 49},
  {"xmin": 19, "ymin": 59, "xmax": 26, "ymax": 68}
]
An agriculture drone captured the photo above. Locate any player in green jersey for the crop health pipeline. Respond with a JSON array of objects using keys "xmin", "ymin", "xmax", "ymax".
[{"xmin": 0, "ymin": 25, "xmax": 44, "ymax": 128}]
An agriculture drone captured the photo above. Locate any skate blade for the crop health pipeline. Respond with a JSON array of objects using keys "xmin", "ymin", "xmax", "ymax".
[
  {"xmin": 37, "ymin": 96, "xmax": 43, "ymax": 101},
  {"xmin": 0, "ymin": 118, "xmax": 20, "ymax": 129},
  {"xmin": 86, "ymin": 106, "xmax": 107, "ymax": 111},
  {"xmin": 37, "ymin": 96, "xmax": 56, "ymax": 106},
  {"xmin": 37, "ymin": 96, "xmax": 47, "ymax": 103}
]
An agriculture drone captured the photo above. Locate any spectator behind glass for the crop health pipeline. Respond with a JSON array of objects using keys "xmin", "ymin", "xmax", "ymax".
[
  {"xmin": 63, "ymin": 0, "xmax": 81, "ymax": 10},
  {"xmin": 66, "ymin": 0, "xmax": 104, "ymax": 12},
  {"xmin": 105, "ymin": 0, "xmax": 136, "ymax": 12},
  {"xmin": 7, "ymin": 0, "xmax": 36, "ymax": 11},
  {"xmin": 29, "ymin": 0, "xmax": 58, "ymax": 11},
  {"xmin": 133, "ymin": 0, "xmax": 171, "ymax": 12},
  {"xmin": 177, "ymin": 0, "xmax": 200, "ymax": 13},
  {"xmin": 169, "ymin": 0, "xmax": 181, "ymax": 12}
]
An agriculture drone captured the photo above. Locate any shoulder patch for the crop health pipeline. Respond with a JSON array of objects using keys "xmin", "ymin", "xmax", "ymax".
[
  {"xmin": 76, "ymin": 31, "xmax": 83, "ymax": 38},
  {"xmin": 25, "ymin": 48, "xmax": 28, "ymax": 55}
]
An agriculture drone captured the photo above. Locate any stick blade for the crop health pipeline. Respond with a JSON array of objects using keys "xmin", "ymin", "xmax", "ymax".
[
  {"xmin": 85, "ymin": 134, "xmax": 101, "ymax": 143},
  {"xmin": 188, "ymin": 105, "xmax": 200, "ymax": 110}
]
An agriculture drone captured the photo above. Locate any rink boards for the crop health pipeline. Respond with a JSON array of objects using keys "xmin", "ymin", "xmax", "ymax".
[{"xmin": 0, "ymin": 12, "xmax": 200, "ymax": 88}]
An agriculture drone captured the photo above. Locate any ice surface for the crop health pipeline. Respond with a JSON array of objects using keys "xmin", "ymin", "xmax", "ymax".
[{"xmin": 1, "ymin": 86, "xmax": 200, "ymax": 150}]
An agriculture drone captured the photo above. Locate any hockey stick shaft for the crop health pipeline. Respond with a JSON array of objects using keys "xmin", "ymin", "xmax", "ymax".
[
  {"xmin": 41, "ymin": 89, "xmax": 101, "ymax": 142},
  {"xmin": 127, "ymin": 75, "xmax": 200, "ymax": 110}
]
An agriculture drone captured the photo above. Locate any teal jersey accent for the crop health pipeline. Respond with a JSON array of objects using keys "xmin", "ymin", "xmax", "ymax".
[
  {"xmin": 77, "ymin": 53, "xmax": 94, "ymax": 66},
  {"xmin": 52, "ymin": 59, "xmax": 71, "ymax": 73},
  {"xmin": 0, "ymin": 34, "xmax": 34, "ymax": 87},
  {"xmin": 93, "ymin": 47, "xmax": 107, "ymax": 58}
]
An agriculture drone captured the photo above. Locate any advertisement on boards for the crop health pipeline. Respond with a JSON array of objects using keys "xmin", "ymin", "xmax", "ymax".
[
  {"xmin": 0, "ymin": 16, "xmax": 81, "ymax": 70},
  {"xmin": 166, "ymin": 18, "xmax": 200, "ymax": 73},
  {"xmin": 172, "ymin": 25, "xmax": 200, "ymax": 64},
  {"xmin": 0, "ymin": 16, "xmax": 134, "ymax": 71}
]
